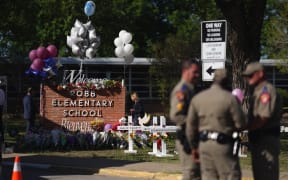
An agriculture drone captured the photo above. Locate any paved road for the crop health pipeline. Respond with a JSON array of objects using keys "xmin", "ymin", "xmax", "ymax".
[{"xmin": 3, "ymin": 165, "xmax": 147, "ymax": 180}]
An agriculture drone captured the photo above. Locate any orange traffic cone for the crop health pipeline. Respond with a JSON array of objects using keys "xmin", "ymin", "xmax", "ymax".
[{"xmin": 11, "ymin": 156, "xmax": 22, "ymax": 180}]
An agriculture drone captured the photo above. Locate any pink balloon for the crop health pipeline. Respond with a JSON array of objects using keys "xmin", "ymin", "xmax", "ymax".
[
  {"xmin": 29, "ymin": 49, "xmax": 38, "ymax": 61},
  {"xmin": 46, "ymin": 44, "xmax": 58, "ymax": 57},
  {"xmin": 30, "ymin": 58, "xmax": 44, "ymax": 71},
  {"xmin": 104, "ymin": 124, "xmax": 112, "ymax": 132},
  {"xmin": 232, "ymin": 88, "xmax": 244, "ymax": 103},
  {"xmin": 36, "ymin": 46, "xmax": 49, "ymax": 59}
]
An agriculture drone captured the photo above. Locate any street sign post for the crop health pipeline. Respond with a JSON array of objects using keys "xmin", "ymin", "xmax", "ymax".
[
  {"xmin": 202, "ymin": 61, "xmax": 225, "ymax": 81},
  {"xmin": 201, "ymin": 20, "xmax": 227, "ymax": 81},
  {"xmin": 201, "ymin": 20, "xmax": 227, "ymax": 61}
]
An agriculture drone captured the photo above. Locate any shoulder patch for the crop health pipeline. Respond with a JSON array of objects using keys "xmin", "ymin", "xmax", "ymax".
[{"xmin": 260, "ymin": 92, "xmax": 270, "ymax": 104}]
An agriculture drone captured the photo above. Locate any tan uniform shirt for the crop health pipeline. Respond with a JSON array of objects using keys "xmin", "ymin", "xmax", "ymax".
[
  {"xmin": 170, "ymin": 79, "xmax": 195, "ymax": 126},
  {"xmin": 248, "ymin": 80, "xmax": 282, "ymax": 132},
  {"xmin": 186, "ymin": 84, "xmax": 247, "ymax": 144}
]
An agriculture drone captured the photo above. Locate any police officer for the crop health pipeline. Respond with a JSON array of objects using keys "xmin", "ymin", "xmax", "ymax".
[
  {"xmin": 186, "ymin": 69, "xmax": 247, "ymax": 180},
  {"xmin": 170, "ymin": 59, "xmax": 201, "ymax": 180},
  {"xmin": 242, "ymin": 62, "xmax": 282, "ymax": 180}
]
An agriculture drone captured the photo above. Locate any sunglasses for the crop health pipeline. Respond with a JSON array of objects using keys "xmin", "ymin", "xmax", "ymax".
[{"xmin": 246, "ymin": 73, "xmax": 255, "ymax": 78}]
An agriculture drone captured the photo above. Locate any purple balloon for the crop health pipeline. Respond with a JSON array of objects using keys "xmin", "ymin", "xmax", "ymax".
[
  {"xmin": 46, "ymin": 44, "xmax": 58, "ymax": 57},
  {"xmin": 30, "ymin": 58, "xmax": 44, "ymax": 71},
  {"xmin": 232, "ymin": 88, "xmax": 244, "ymax": 103},
  {"xmin": 104, "ymin": 124, "xmax": 112, "ymax": 132},
  {"xmin": 36, "ymin": 46, "xmax": 49, "ymax": 59},
  {"xmin": 29, "ymin": 49, "xmax": 38, "ymax": 61}
]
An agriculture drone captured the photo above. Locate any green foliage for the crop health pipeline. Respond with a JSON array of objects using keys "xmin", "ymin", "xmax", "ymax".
[
  {"xmin": 262, "ymin": 0, "xmax": 288, "ymax": 58},
  {"xmin": 277, "ymin": 88, "xmax": 288, "ymax": 107}
]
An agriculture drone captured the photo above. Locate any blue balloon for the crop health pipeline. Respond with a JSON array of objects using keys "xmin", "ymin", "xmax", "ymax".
[{"xmin": 84, "ymin": 1, "xmax": 96, "ymax": 17}]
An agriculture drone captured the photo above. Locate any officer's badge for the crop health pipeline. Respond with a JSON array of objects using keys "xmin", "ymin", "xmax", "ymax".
[
  {"xmin": 260, "ymin": 93, "xmax": 270, "ymax": 104},
  {"xmin": 176, "ymin": 91, "xmax": 184, "ymax": 101},
  {"xmin": 176, "ymin": 102, "xmax": 183, "ymax": 111}
]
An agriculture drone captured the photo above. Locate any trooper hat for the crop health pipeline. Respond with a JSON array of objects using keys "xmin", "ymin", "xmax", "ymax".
[
  {"xmin": 213, "ymin": 69, "xmax": 227, "ymax": 83},
  {"xmin": 242, "ymin": 62, "xmax": 263, "ymax": 76}
]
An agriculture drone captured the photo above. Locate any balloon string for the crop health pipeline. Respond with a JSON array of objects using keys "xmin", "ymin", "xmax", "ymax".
[{"xmin": 80, "ymin": 59, "xmax": 83, "ymax": 74}]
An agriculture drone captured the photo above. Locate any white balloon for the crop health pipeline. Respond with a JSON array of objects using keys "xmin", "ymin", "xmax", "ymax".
[
  {"xmin": 66, "ymin": 36, "xmax": 72, "ymax": 47},
  {"xmin": 70, "ymin": 36, "xmax": 83, "ymax": 44},
  {"xmin": 89, "ymin": 29, "xmax": 97, "ymax": 40},
  {"xmin": 119, "ymin": 30, "xmax": 127, "ymax": 39},
  {"xmin": 114, "ymin": 37, "xmax": 123, "ymax": 47},
  {"xmin": 78, "ymin": 26, "xmax": 87, "ymax": 38},
  {"xmin": 71, "ymin": 27, "xmax": 80, "ymax": 37},
  {"xmin": 115, "ymin": 47, "xmax": 125, "ymax": 58},
  {"xmin": 83, "ymin": 21, "xmax": 93, "ymax": 30},
  {"xmin": 74, "ymin": 19, "xmax": 83, "ymax": 28},
  {"xmin": 85, "ymin": 47, "xmax": 95, "ymax": 59},
  {"xmin": 122, "ymin": 32, "xmax": 132, "ymax": 44},
  {"xmin": 72, "ymin": 44, "xmax": 80, "ymax": 55},
  {"xmin": 124, "ymin": 54, "xmax": 134, "ymax": 64},
  {"xmin": 123, "ymin": 44, "xmax": 134, "ymax": 56}
]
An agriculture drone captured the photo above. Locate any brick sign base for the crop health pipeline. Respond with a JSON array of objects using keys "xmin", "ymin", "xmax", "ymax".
[{"xmin": 40, "ymin": 84, "xmax": 126, "ymax": 132}]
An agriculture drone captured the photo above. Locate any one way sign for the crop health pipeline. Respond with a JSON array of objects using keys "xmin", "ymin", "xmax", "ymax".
[{"xmin": 202, "ymin": 61, "xmax": 225, "ymax": 81}]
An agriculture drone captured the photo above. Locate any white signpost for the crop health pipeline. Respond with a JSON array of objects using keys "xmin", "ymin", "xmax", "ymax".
[{"xmin": 201, "ymin": 20, "xmax": 227, "ymax": 81}]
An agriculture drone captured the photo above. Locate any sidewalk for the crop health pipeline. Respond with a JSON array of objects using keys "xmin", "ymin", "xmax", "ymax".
[{"xmin": 2, "ymin": 153, "xmax": 287, "ymax": 180}]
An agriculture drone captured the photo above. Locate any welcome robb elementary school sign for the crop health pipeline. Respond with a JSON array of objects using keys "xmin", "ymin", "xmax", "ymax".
[{"xmin": 40, "ymin": 70, "xmax": 126, "ymax": 132}]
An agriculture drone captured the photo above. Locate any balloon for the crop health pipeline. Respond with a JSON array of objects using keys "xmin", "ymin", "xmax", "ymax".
[
  {"xmin": 71, "ymin": 27, "xmax": 80, "ymax": 37},
  {"xmin": 88, "ymin": 29, "xmax": 97, "ymax": 40},
  {"xmin": 29, "ymin": 49, "xmax": 37, "ymax": 61},
  {"xmin": 36, "ymin": 46, "xmax": 49, "ymax": 59},
  {"xmin": 78, "ymin": 26, "xmax": 87, "ymax": 38},
  {"xmin": 67, "ymin": 19, "xmax": 100, "ymax": 58},
  {"xmin": 115, "ymin": 47, "xmax": 125, "ymax": 58},
  {"xmin": 124, "ymin": 54, "xmax": 134, "ymax": 64},
  {"xmin": 119, "ymin": 30, "xmax": 127, "ymax": 38},
  {"xmin": 83, "ymin": 21, "xmax": 93, "ymax": 30},
  {"xmin": 114, "ymin": 37, "xmax": 123, "ymax": 47},
  {"xmin": 232, "ymin": 88, "xmax": 244, "ymax": 103},
  {"xmin": 30, "ymin": 58, "xmax": 44, "ymax": 71},
  {"xmin": 72, "ymin": 44, "xmax": 80, "ymax": 55},
  {"xmin": 85, "ymin": 47, "xmax": 95, "ymax": 59},
  {"xmin": 104, "ymin": 124, "xmax": 112, "ymax": 132},
  {"xmin": 84, "ymin": 1, "xmax": 96, "ymax": 17},
  {"xmin": 123, "ymin": 44, "xmax": 134, "ymax": 55},
  {"xmin": 122, "ymin": 32, "xmax": 132, "ymax": 44},
  {"xmin": 46, "ymin": 45, "xmax": 58, "ymax": 57},
  {"xmin": 74, "ymin": 19, "xmax": 82, "ymax": 28},
  {"xmin": 66, "ymin": 36, "xmax": 72, "ymax": 47}
]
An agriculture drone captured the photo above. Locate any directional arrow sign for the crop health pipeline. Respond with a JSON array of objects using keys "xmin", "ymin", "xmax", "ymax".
[{"xmin": 202, "ymin": 61, "xmax": 225, "ymax": 81}]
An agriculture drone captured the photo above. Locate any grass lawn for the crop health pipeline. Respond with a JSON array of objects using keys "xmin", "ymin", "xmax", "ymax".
[{"xmin": 2, "ymin": 114, "xmax": 288, "ymax": 171}]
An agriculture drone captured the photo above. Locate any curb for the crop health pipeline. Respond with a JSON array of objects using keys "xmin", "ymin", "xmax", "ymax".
[{"xmin": 98, "ymin": 168, "xmax": 182, "ymax": 180}]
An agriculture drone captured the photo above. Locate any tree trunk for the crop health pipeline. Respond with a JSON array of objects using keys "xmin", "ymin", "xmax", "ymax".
[{"xmin": 215, "ymin": 0, "xmax": 266, "ymax": 108}]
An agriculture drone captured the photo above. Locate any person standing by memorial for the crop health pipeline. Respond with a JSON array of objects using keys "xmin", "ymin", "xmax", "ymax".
[
  {"xmin": 186, "ymin": 69, "xmax": 247, "ymax": 180},
  {"xmin": 23, "ymin": 87, "xmax": 36, "ymax": 133},
  {"xmin": 242, "ymin": 62, "xmax": 282, "ymax": 180},
  {"xmin": 130, "ymin": 91, "xmax": 144, "ymax": 125},
  {"xmin": 169, "ymin": 59, "xmax": 201, "ymax": 180}
]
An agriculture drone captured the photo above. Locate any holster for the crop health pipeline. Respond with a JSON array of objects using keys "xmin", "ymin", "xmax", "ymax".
[{"xmin": 176, "ymin": 126, "xmax": 191, "ymax": 154}]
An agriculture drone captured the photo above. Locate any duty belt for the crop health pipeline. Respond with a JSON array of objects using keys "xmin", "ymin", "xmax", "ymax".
[{"xmin": 199, "ymin": 130, "xmax": 234, "ymax": 144}]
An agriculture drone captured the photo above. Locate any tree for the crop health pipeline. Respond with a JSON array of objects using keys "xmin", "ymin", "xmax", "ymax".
[
  {"xmin": 262, "ymin": 0, "xmax": 288, "ymax": 72},
  {"xmin": 215, "ymin": 0, "xmax": 267, "ymax": 90}
]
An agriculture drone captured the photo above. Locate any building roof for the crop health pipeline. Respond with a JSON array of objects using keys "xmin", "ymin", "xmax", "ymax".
[{"xmin": 58, "ymin": 57, "xmax": 153, "ymax": 65}]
